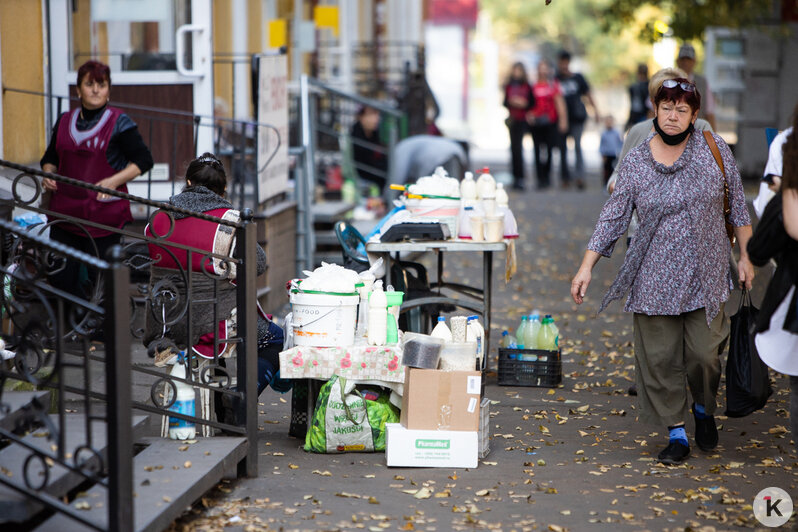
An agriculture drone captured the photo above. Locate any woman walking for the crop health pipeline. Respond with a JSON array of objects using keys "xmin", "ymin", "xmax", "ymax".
[
  {"xmin": 529, "ymin": 60, "xmax": 567, "ymax": 190},
  {"xmin": 503, "ymin": 62, "xmax": 535, "ymax": 190},
  {"xmin": 571, "ymin": 78, "xmax": 754, "ymax": 465}
]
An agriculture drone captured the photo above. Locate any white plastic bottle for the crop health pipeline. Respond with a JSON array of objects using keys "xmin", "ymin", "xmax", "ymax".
[
  {"xmin": 466, "ymin": 315, "xmax": 485, "ymax": 368},
  {"xmin": 495, "ymin": 182, "xmax": 509, "ymax": 207},
  {"xmin": 500, "ymin": 330, "xmax": 518, "ymax": 348},
  {"xmin": 537, "ymin": 315, "xmax": 558, "ymax": 351},
  {"xmin": 168, "ymin": 355, "xmax": 196, "ymax": 440},
  {"xmin": 431, "ymin": 316, "xmax": 453, "ymax": 342},
  {"xmin": 368, "ymin": 280, "xmax": 387, "ymax": 346},
  {"xmin": 460, "ymin": 172, "xmax": 477, "ymax": 206},
  {"xmin": 515, "ymin": 315, "xmax": 529, "ymax": 349},
  {"xmin": 476, "ymin": 167, "xmax": 496, "ymax": 199},
  {"xmin": 524, "ymin": 314, "xmax": 541, "ymax": 350}
]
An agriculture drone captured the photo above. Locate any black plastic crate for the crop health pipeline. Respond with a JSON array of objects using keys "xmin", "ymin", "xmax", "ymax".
[{"xmin": 498, "ymin": 348, "xmax": 562, "ymax": 387}]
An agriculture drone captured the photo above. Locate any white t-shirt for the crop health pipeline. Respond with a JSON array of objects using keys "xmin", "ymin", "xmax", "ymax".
[
  {"xmin": 763, "ymin": 127, "xmax": 793, "ymax": 178},
  {"xmin": 753, "ymin": 126, "xmax": 793, "ymax": 219}
]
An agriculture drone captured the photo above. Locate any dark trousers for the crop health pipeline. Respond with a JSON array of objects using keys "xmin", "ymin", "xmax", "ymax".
[
  {"xmin": 602, "ymin": 155, "xmax": 616, "ymax": 184},
  {"xmin": 507, "ymin": 119, "xmax": 528, "ymax": 185},
  {"xmin": 48, "ymin": 225, "xmax": 122, "ymax": 301},
  {"xmin": 531, "ymin": 124, "xmax": 557, "ymax": 188}
]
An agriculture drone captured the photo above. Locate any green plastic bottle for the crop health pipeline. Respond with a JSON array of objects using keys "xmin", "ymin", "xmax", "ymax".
[{"xmin": 537, "ymin": 315, "xmax": 558, "ymax": 351}]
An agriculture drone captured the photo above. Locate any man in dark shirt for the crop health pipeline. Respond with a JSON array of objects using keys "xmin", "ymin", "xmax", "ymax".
[{"xmin": 556, "ymin": 50, "xmax": 599, "ymax": 189}]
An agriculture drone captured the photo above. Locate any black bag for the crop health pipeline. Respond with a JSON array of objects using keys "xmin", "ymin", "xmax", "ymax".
[{"xmin": 725, "ymin": 290, "xmax": 772, "ymax": 417}]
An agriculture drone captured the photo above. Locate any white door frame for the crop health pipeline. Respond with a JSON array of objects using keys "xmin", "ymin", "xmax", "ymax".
[{"xmin": 46, "ymin": 0, "xmax": 214, "ymax": 155}]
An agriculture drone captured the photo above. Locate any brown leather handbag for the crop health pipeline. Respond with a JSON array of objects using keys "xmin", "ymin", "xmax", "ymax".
[{"xmin": 703, "ymin": 130, "xmax": 736, "ymax": 248}]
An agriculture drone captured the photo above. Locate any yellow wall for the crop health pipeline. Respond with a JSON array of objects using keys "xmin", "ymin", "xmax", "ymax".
[
  {"xmin": 248, "ymin": 0, "xmax": 263, "ymax": 52},
  {"xmin": 213, "ymin": 0, "xmax": 234, "ymax": 118},
  {"xmin": 0, "ymin": 1, "xmax": 45, "ymax": 164}
]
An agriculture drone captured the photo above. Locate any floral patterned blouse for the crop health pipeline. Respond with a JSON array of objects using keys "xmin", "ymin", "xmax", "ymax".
[{"xmin": 587, "ymin": 131, "xmax": 750, "ymax": 323}]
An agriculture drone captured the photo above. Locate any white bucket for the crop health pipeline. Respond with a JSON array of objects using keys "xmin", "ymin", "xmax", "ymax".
[{"xmin": 290, "ymin": 291, "xmax": 359, "ymax": 347}]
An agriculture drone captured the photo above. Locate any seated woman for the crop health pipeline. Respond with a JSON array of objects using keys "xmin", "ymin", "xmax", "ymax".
[
  {"xmin": 143, "ymin": 153, "xmax": 288, "ymax": 395},
  {"xmin": 350, "ymin": 105, "xmax": 388, "ymax": 193}
]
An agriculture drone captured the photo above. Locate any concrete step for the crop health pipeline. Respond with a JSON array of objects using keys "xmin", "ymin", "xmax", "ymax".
[
  {"xmin": 0, "ymin": 414, "xmax": 148, "ymax": 524},
  {"xmin": 0, "ymin": 390, "xmax": 51, "ymax": 432},
  {"xmin": 37, "ymin": 436, "xmax": 247, "ymax": 532}
]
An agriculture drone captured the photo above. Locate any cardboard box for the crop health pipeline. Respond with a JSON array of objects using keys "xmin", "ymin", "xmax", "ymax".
[
  {"xmin": 385, "ymin": 423, "xmax": 478, "ymax": 468},
  {"xmin": 401, "ymin": 368, "xmax": 481, "ymax": 431}
]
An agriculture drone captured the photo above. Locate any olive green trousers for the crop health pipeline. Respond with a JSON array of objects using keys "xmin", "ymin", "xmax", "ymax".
[{"xmin": 633, "ymin": 306, "xmax": 729, "ymax": 426}]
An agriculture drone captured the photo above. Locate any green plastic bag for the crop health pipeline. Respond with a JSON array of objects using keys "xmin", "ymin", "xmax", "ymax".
[{"xmin": 305, "ymin": 375, "xmax": 399, "ymax": 453}]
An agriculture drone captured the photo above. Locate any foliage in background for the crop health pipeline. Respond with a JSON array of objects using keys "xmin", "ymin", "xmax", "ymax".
[
  {"xmin": 481, "ymin": 0, "xmax": 777, "ymax": 86},
  {"xmin": 481, "ymin": 0, "xmax": 660, "ymax": 85},
  {"xmin": 601, "ymin": 0, "xmax": 775, "ymax": 42}
]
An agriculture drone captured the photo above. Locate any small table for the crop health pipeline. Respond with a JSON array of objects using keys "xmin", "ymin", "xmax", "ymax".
[
  {"xmin": 280, "ymin": 345, "xmax": 405, "ymax": 438},
  {"xmin": 365, "ymin": 240, "xmax": 507, "ymax": 370}
]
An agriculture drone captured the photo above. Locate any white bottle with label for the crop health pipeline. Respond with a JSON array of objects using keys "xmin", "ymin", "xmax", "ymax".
[
  {"xmin": 476, "ymin": 167, "xmax": 496, "ymax": 199},
  {"xmin": 367, "ymin": 280, "xmax": 387, "ymax": 346},
  {"xmin": 168, "ymin": 355, "xmax": 196, "ymax": 440},
  {"xmin": 466, "ymin": 315, "xmax": 485, "ymax": 369},
  {"xmin": 460, "ymin": 172, "xmax": 477, "ymax": 206},
  {"xmin": 431, "ymin": 316, "xmax": 453, "ymax": 342}
]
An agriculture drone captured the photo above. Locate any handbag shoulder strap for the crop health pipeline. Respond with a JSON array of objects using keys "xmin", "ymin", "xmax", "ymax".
[
  {"xmin": 703, "ymin": 130, "xmax": 725, "ymax": 176},
  {"xmin": 703, "ymin": 130, "xmax": 732, "ymax": 216}
]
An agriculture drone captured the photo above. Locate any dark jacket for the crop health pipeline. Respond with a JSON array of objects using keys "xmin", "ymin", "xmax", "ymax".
[{"xmin": 747, "ymin": 192, "xmax": 798, "ymax": 333}]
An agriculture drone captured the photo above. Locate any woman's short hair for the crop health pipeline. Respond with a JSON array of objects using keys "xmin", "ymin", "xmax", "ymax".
[
  {"xmin": 77, "ymin": 60, "xmax": 111, "ymax": 87},
  {"xmin": 185, "ymin": 152, "xmax": 227, "ymax": 196},
  {"xmin": 653, "ymin": 77, "xmax": 701, "ymax": 113},
  {"xmin": 648, "ymin": 68, "xmax": 687, "ymax": 101}
]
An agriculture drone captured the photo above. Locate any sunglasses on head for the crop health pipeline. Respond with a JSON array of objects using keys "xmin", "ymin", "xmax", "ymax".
[{"xmin": 662, "ymin": 79, "xmax": 695, "ymax": 92}]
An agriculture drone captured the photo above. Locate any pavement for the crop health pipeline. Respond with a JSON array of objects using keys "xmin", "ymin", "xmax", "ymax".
[{"xmin": 168, "ymin": 149, "xmax": 798, "ymax": 531}]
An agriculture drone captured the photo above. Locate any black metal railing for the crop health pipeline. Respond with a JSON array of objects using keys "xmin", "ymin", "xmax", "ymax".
[
  {"xmin": 0, "ymin": 158, "xmax": 260, "ymax": 528},
  {"xmin": 0, "ymin": 219, "xmax": 133, "ymax": 531}
]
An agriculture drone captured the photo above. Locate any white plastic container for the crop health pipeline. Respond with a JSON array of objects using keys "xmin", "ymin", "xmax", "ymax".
[
  {"xmin": 460, "ymin": 172, "xmax": 477, "ymax": 206},
  {"xmin": 439, "ymin": 342, "xmax": 478, "ymax": 371},
  {"xmin": 484, "ymin": 215, "xmax": 504, "ymax": 242},
  {"xmin": 431, "ymin": 316, "xmax": 453, "ymax": 342},
  {"xmin": 405, "ymin": 197, "xmax": 460, "ymax": 237},
  {"xmin": 466, "ymin": 315, "xmax": 485, "ymax": 369},
  {"xmin": 470, "ymin": 216, "xmax": 485, "ymax": 242},
  {"xmin": 168, "ymin": 359, "xmax": 196, "ymax": 440},
  {"xmin": 368, "ymin": 280, "xmax": 388, "ymax": 346},
  {"xmin": 495, "ymin": 182, "xmax": 509, "ymax": 207},
  {"xmin": 290, "ymin": 290, "xmax": 359, "ymax": 347},
  {"xmin": 476, "ymin": 168, "xmax": 496, "ymax": 199}
]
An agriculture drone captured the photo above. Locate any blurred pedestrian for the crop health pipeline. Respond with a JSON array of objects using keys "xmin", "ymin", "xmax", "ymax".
[
  {"xmin": 556, "ymin": 50, "xmax": 599, "ymax": 189},
  {"xmin": 350, "ymin": 105, "xmax": 388, "ymax": 193},
  {"xmin": 626, "ymin": 63, "xmax": 650, "ymax": 130},
  {"xmin": 748, "ymin": 105, "xmax": 798, "ymax": 451},
  {"xmin": 752, "ymin": 125, "xmax": 792, "ymax": 219},
  {"xmin": 503, "ymin": 62, "xmax": 535, "ymax": 190},
  {"xmin": 571, "ymin": 78, "xmax": 754, "ymax": 466},
  {"xmin": 677, "ymin": 44, "xmax": 716, "ymax": 131},
  {"xmin": 529, "ymin": 59, "xmax": 568, "ymax": 190},
  {"xmin": 599, "ymin": 116, "xmax": 623, "ymax": 185}
]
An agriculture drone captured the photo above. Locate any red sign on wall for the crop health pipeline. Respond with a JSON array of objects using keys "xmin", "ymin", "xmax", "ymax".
[{"xmin": 428, "ymin": 0, "xmax": 479, "ymax": 27}]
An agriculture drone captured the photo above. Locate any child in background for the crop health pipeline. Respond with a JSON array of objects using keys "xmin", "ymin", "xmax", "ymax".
[{"xmin": 599, "ymin": 116, "xmax": 624, "ymax": 185}]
